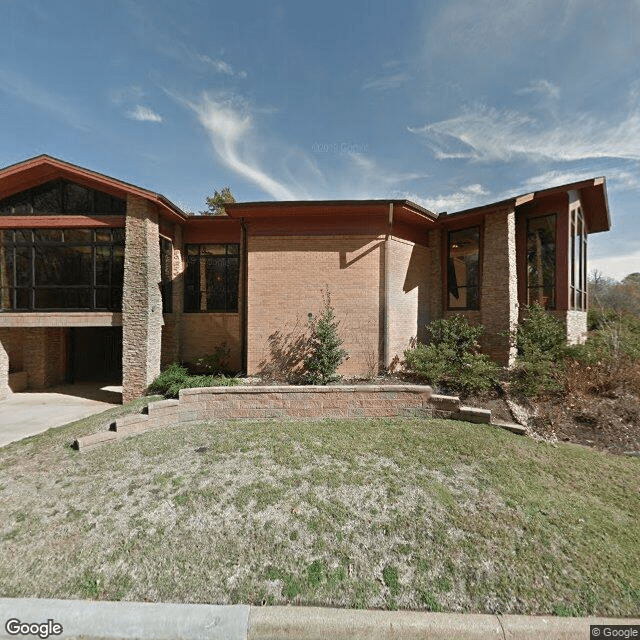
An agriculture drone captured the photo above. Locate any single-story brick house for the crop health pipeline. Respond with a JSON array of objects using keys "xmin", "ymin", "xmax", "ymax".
[{"xmin": 0, "ymin": 155, "xmax": 610, "ymax": 401}]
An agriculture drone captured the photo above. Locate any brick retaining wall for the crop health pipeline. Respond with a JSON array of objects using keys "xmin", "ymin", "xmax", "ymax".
[{"xmin": 73, "ymin": 385, "xmax": 520, "ymax": 452}]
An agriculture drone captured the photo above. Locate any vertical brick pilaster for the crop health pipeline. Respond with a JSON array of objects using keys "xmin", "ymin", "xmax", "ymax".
[
  {"xmin": 23, "ymin": 328, "xmax": 47, "ymax": 388},
  {"xmin": 122, "ymin": 196, "xmax": 163, "ymax": 402},
  {"xmin": 0, "ymin": 335, "xmax": 9, "ymax": 400},
  {"xmin": 481, "ymin": 208, "xmax": 518, "ymax": 367}
]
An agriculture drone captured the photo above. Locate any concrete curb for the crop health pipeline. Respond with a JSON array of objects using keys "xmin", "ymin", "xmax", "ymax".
[{"xmin": 2, "ymin": 599, "xmax": 639, "ymax": 640}]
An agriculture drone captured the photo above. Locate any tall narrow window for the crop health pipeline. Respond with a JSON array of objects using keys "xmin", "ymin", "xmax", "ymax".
[
  {"xmin": 184, "ymin": 244, "xmax": 239, "ymax": 312},
  {"xmin": 569, "ymin": 207, "xmax": 587, "ymax": 310},
  {"xmin": 447, "ymin": 227, "xmax": 480, "ymax": 310},
  {"xmin": 527, "ymin": 214, "xmax": 556, "ymax": 309},
  {"xmin": 160, "ymin": 237, "xmax": 173, "ymax": 313}
]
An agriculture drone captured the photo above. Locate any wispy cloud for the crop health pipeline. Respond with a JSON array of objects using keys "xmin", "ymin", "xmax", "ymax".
[
  {"xmin": 185, "ymin": 92, "xmax": 297, "ymax": 199},
  {"xmin": 409, "ymin": 103, "xmax": 640, "ymax": 163},
  {"xmin": 409, "ymin": 183, "xmax": 489, "ymax": 213},
  {"xmin": 362, "ymin": 72, "xmax": 411, "ymax": 91},
  {"xmin": 0, "ymin": 67, "xmax": 90, "ymax": 131},
  {"xmin": 196, "ymin": 54, "xmax": 247, "ymax": 78},
  {"xmin": 111, "ymin": 85, "xmax": 145, "ymax": 106},
  {"xmin": 126, "ymin": 105, "xmax": 163, "ymax": 122},
  {"xmin": 516, "ymin": 79, "xmax": 560, "ymax": 99}
]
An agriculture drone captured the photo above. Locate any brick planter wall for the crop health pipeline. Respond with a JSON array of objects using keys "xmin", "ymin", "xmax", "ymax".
[
  {"xmin": 177, "ymin": 385, "xmax": 434, "ymax": 421},
  {"xmin": 74, "ymin": 385, "xmax": 522, "ymax": 452}
]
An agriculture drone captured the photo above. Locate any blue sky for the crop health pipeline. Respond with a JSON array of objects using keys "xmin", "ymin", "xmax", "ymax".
[{"xmin": 0, "ymin": 0, "xmax": 639, "ymax": 280}]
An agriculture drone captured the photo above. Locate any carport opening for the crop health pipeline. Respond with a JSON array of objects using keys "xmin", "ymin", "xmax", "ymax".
[{"xmin": 68, "ymin": 327, "xmax": 123, "ymax": 383}]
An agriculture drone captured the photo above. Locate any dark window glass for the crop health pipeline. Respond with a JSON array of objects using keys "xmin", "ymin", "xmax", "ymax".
[
  {"xmin": 65, "ymin": 229, "xmax": 93, "ymax": 243},
  {"xmin": 0, "ymin": 180, "xmax": 126, "ymax": 216},
  {"xmin": 15, "ymin": 247, "xmax": 31, "ymax": 287},
  {"xmin": 184, "ymin": 244, "xmax": 240, "ymax": 312},
  {"xmin": 160, "ymin": 237, "xmax": 173, "ymax": 313},
  {"xmin": 15, "ymin": 230, "xmax": 32, "ymax": 244},
  {"xmin": 447, "ymin": 227, "xmax": 480, "ymax": 310},
  {"xmin": 527, "ymin": 214, "xmax": 556, "ymax": 309},
  {"xmin": 32, "ymin": 181, "xmax": 62, "ymax": 214},
  {"xmin": 0, "ymin": 228, "xmax": 123, "ymax": 311},
  {"xmin": 35, "ymin": 229, "xmax": 63, "ymax": 242},
  {"xmin": 64, "ymin": 183, "xmax": 93, "ymax": 213}
]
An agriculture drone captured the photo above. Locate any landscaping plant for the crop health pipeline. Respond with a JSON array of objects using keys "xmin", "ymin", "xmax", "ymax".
[
  {"xmin": 303, "ymin": 290, "xmax": 349, "ymax": 385},
  {"xmin": 403, "ymin": 315, "xmax": 498, "ymax": 392},
  {"xmin": 147, "ymin": 362, "xmax": 240, "ymax": 398}
]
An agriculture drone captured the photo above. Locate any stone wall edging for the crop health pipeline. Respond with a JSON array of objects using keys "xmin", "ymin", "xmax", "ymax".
[{"xmin": 74, "ymin": 385, "xmax": 522, "ymax": 452}]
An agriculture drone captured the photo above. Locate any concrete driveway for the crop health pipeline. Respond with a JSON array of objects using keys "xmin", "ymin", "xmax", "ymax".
[{"xmin": 0, "ymin": 383, "xmax": 121, "ymax": 447}]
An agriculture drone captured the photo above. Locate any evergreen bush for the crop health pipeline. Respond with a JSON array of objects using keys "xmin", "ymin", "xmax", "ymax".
[
  {"xmin": 403, "ymin": 315, "xmax": 498, "ymax": 392},
  {"xmin": 303, "ymin": 290, "xmax": 349, "ymax": 385},
  {"xmin": 511, "ymin": 303, "xmax": 567, "ymax": 396}
]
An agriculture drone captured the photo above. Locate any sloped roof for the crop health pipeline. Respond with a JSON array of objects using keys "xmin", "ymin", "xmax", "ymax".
[
  {"xmin": 0, "ymin": 154, "xmax": 187, "ymax": 221},
  {"xmin": 445, "ymin": 177, "xmax": 610, "ymax": 233}
]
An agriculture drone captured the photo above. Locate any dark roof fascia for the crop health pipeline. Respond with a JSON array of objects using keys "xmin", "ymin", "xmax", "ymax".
[{"xmin": 225, "ymin": 199, "xmax": 439, "ymax": 220}]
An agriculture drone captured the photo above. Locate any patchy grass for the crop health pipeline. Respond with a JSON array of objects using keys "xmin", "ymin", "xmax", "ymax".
[{"xmin": 0, "ymin": 414, "xmax": 639, "ymax": 615}]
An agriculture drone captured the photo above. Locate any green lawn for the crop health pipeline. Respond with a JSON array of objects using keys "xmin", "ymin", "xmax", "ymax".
[{"xmin": 1, "ymin": 405, "xmax": 639, "ymax": 616}]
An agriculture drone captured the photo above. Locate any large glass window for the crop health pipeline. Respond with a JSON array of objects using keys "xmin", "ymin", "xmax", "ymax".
[
  {"xmin": 527, "ymin": 214, "xmax": 556, "ymax": 309},
  {"xmin": 0, "ymin": 228, "xmax": 124, "ymax": 311},
  {"xmin": 184, "ymin": 244, "xmax": 239, "ymax": 312},
  {"xmin": 570, "ymin": 207, "xmax": 587, "ymax": 310},
  {"xmin": 447, "ymin": 227, "xmax": 480, "ymax": 310},
  {"xmin": 0, "ymin": 179, "xmax": 126, "ymax": 216}
]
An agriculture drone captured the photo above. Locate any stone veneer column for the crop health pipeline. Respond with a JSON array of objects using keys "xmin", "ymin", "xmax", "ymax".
[
  {"xmin": 0, "ymin": 337, "xmax": 9, "ymax": 400},
  {"xmin": 122, "ymin": 196, "xmax": 163, "ymax": 402},
  {"xmin": 481, "ymin": 208, "xmax": 519, "ymax": 367}
]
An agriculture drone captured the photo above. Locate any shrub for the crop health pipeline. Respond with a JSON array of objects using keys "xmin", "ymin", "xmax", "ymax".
[
  {"xmin": 403, "ymin": 315, "xmax": 498, "ymax": 392},
  {"xmin": 193, "ymin": 344, "xmax": 232, "ymax": 375},
  {"xmin": 511, "ymin": 303, "xmax": 567, "ymax": 396},
  {"xmin": 303, "ymin": 290, "xmax": 349, "ymax": 385},
  {"xmin": 147, "ymin": 362, "xmax": 240, "ymax": 398}
]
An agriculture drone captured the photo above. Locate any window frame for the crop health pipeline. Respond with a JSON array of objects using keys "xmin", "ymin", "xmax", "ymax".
[
  {"xmin": 0, "ymin": 179, "xmax": 127, "ymax": 216},
  {"xmin": 526, "ymin": 213, "xmax": 557, "ymax": 310},
  {"xmin": 569, "ymin": 206, "xmax": 587, "ymax": 311},
  {"xmin": 446, "ymin": 226, "xmax": 481, "ymax": 311},
  {"xmin": 0, "ymin": 228, "xmax": 124, "ymax": 312},
  {"xmin": 160, "ymin": 236, "xmax": 173, "ymax": 314},
  {"xmin": 183, "ymin": 243, "xmax": 240, "ymax": 313}
]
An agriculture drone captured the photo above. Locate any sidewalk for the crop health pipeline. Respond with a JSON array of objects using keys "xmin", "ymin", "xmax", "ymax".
[
  {"xmin": 0, "ymin": 383, "xmax": 120, "ymax": 447},
  {"xmin": 2, "ymin": 598, "xmax": 639, "ymax": 640}
]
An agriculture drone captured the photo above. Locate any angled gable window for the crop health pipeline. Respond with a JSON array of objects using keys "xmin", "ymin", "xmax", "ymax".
[
  {"xmin": 0, "ymin": 179, "xmax": 126, "ymax": 216},
  {"xmin": 447, "ymin": 227, "xmax": 480, "ymax": 310}
]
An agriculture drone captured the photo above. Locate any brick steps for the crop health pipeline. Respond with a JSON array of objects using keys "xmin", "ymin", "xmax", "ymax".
[{"xmin": 74, "ymin": 385, "xmax": 527, "ymax": 451}]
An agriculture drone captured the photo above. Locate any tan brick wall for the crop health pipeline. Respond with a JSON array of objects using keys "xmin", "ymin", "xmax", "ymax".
[
  {"xmin": 386, "ymin": 238, "xmax": 432, "ymax": 370},
  {"xmin": 551, "ymin": 309, "xmax": 587, "ymax": 344},
  {"xmin": 246, "ymin": 235, "xmax": 382, "ymax": 377},
  {"xmin": 122, "ymin": 196, "xmax": 163, "ymax": 401},
  {"xmin": 0, "ymin": 328, "xmax": 24, "ymax": 371},
  {"xmin": 180, "ymin": 313, "xmax": 242, "ymax": 371},
  {"xmin": 20, "ymin": 327, "xmax": 67, "ymax": 389}
]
